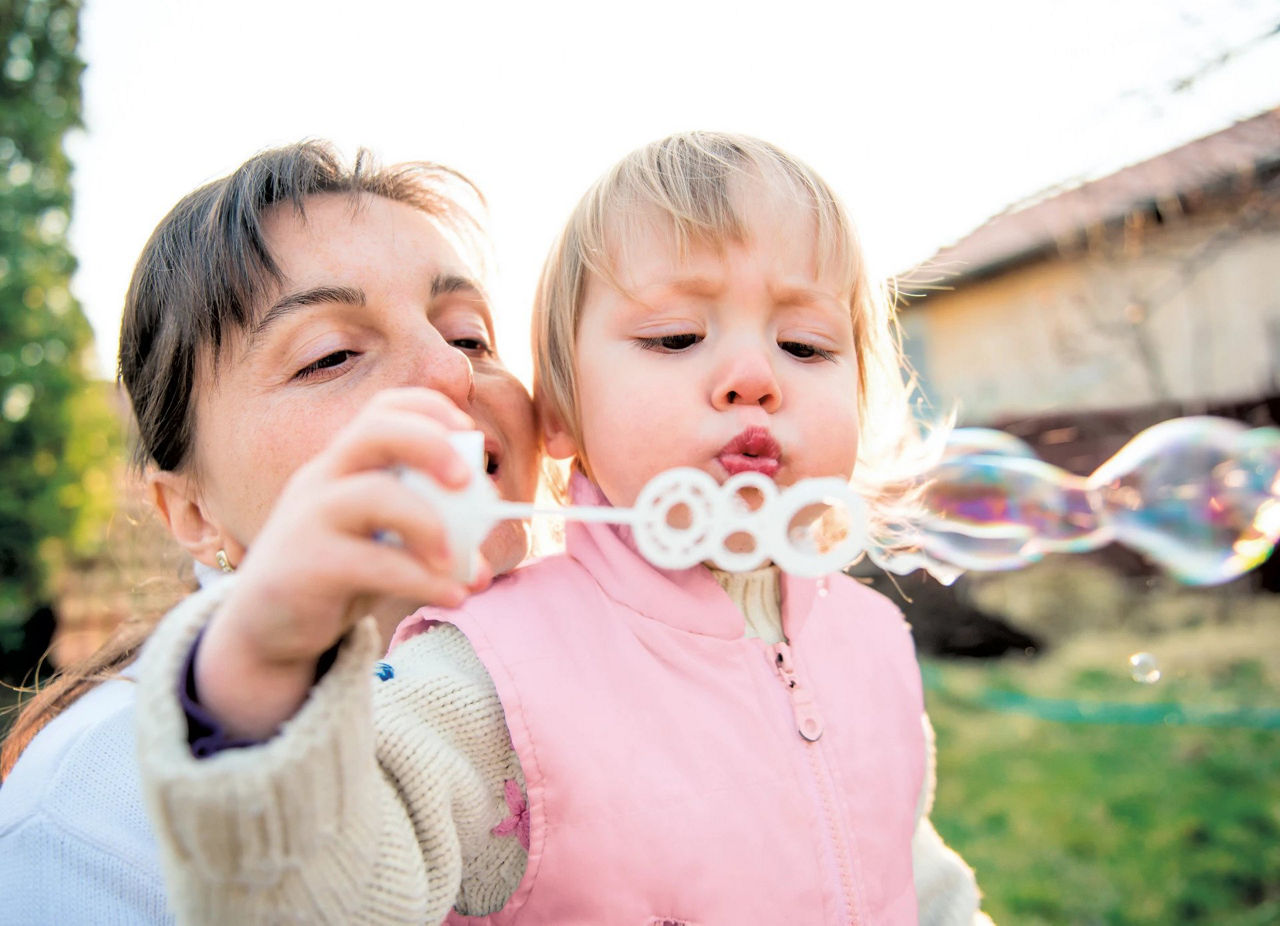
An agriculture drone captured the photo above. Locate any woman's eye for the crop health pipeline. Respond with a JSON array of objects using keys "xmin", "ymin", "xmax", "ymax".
[
  {"xmin": 294, "ymin": 350, "xmax": 357, "ymax": 380},
  {"xmin": 637, "ymin": 333, "xmax": 701, "ymax": 352},
  {"xmin": 449, "ymin": 337, "xmax": 494, "ymax": 357},
  {"xmin": 780, "ymin": 341, "xmax": 836, "ymax": 362}
]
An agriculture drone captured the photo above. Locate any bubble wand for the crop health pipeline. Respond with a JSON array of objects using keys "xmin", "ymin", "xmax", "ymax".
[{"xmin": 400, "ymin": 432, "xmax": 869, "ymax": 582}]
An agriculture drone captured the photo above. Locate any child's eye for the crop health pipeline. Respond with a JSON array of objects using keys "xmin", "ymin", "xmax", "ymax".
[
  {"xmin": 780, "ymin": 341, "xmax": 836, "ymax": 362},
  {"xmin": 637, "ymin": 333, "xmax": 702, "ymax": 352},
  {"xmin": 294, "ymin": 350, "xmax": 358, "ymax": 380},
  {"xmin": 449, "ymin": 337, "xmax": 494, "ymax": 358}
]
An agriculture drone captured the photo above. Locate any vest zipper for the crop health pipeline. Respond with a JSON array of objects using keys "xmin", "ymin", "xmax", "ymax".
[
  {"xmin": 772, "ymin": 641, "xmax": 823, "ymax": 741},
  {"xmin": 772, "ymin": 641, "xmax": 861, "ymax": 925}
]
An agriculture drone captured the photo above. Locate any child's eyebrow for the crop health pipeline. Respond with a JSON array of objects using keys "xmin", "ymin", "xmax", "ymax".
[
  {"xmin": 768, "ymin": 282, "xmax": 846, "ymax": 317},
  {"xmin": 629, "ymin": 276, "xmax": 723, "ymax": 303}
]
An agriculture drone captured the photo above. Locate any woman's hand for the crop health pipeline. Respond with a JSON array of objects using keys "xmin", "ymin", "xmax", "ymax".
[{"xmin": 193, "ymin": 388, "xmax": 489, "ymax": 740}]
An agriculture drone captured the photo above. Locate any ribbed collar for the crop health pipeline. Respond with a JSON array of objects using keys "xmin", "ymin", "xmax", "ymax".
[
  {"xmin": 564, "ymin": 472, "xmax": 819, "ymax": 641},
  {"xmin": 709, "ymin": 567, "xmax": 785, "ymax": 645}
]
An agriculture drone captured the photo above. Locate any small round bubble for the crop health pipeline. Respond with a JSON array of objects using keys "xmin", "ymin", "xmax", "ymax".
[{"xmin": 1128, "ymin": 651, "xmax": 1162, "ymax": 684}]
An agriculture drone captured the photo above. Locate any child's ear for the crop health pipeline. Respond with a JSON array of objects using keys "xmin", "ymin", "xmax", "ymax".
[
  {"xmin": 148, "ymin": 469, "xmax": 243, "ymax": 570},
  {"xmin": 539, "ymin": 401, "xmax": 579, "ymax": 461}
]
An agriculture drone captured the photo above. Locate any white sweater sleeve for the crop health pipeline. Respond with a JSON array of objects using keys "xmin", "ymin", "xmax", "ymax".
[
  {"xmin": 135, "ymin": 581, "xmax": 525, "ymax": 925},
  {"xmin": 913, "ymin": 712, "xmax": 995, "ymax": 926}
]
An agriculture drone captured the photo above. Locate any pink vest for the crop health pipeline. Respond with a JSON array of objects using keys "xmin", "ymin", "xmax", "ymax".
[{"xmin": 419, "ymin": 478, "xmax": 924, "ymax": 925}]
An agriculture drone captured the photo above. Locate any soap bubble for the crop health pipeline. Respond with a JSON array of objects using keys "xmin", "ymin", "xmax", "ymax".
[
  {"xmin": 941, "ymin": 427, "xmax": 1040, "ymax": 462},
  {"xmin": 921, "ymin": 455, "xmax": 1110, "ymax": 570},
  {"xmin": 867, "ymin": 546, "xmax": 965, "ymax": 586},
  {"xmin": 879, "ymin": 418, "xmax": 1280, "ymax": 587},
  {"xmin": 1128, "ymin": 651, "xmax": 1162, "ymax": 684},
  {"xmin": 1089, "ymin": 418, "xmax": 1280, "ymax": 585}
]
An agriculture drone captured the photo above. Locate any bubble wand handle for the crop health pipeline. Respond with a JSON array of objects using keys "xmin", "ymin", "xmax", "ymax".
[{"xmin": 488, "ymin": 501, "xmax": 640, "ymax": 525}]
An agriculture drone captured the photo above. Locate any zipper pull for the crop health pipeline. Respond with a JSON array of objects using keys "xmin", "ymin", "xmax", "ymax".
[{"xmin": 773, "ymin": 642, "xmax": 824, "ymax": 742}]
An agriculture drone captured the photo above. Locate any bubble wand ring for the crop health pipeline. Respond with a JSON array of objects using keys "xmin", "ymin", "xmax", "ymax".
[
  {"xmin": 399, "ymin": 433, "xmax": 870, "ymax": 581},
  {"xmin": 630, "ymin": 468, "xmax": 726, "ymax": 570},
  {"xmin": 707, "ymin": 472, "xmax": 780, "ymax": 573}
]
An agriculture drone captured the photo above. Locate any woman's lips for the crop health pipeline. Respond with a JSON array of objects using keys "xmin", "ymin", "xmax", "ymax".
[{"xmin": 716, "ymin": 427, "xmax": 781, "ymax": 477}]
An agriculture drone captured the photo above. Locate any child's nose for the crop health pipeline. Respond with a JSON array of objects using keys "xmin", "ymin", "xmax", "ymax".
[{"xmin": 711, "ymin": 346, "xmax": 780, "ymax": 412}]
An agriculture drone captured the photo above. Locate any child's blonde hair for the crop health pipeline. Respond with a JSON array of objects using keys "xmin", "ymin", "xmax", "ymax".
[{"xmin": 532, "ymin": 130, "xmax": 940, "ymax": 548}]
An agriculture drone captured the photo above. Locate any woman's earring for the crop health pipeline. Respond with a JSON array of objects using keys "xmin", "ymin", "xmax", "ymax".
[{"xmin": 214, "ymin": 549, "xmax": 235, "ymax": 574}]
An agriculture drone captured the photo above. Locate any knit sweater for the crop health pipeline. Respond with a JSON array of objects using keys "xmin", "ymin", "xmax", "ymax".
[
  {"xmin": 0, "ymin": 660, "xmax": 176, "ymax": 925},
  {"xmin": 0, "ymin": 566, "xmax": 230, "ymax": 926},
  {"xmin": 137, "ymin": 568, "xmax": 990, "ymax": 924}
]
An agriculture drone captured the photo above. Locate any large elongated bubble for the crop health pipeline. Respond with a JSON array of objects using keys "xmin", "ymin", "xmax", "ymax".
[
  {"xmin": 1088, "ymin": 418, "xmax": 1280, "ymax": 585},
  {"xmin": 873, "ymin": 416, "xmax": 1280, "ymax": 586},
  {"xmin": 922, "ymin": 456, "xmax": 1109, "ymax": 567},
  {"xmin": 941, "ymin": 427, "xmax": 1040, "ymax": 462}
]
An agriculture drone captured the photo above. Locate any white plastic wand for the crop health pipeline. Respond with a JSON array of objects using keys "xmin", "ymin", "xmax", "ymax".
[{"xmin": 400, "ymin": 432, "xmax": 869, "ymax": 581}]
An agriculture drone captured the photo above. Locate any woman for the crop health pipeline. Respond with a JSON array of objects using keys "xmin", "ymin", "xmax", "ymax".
[{"xmin": 0, "ymin": 141, "xmax": 540, "ymax": 924}]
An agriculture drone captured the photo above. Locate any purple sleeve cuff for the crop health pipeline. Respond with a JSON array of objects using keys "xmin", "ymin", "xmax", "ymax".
[
  {"xmin": 180, "ymin": 629, "xmax": 344, "ymax": 758},
  {"xmin": 181, "ymin": 628, "xmax": 262, "ymax": 757}
]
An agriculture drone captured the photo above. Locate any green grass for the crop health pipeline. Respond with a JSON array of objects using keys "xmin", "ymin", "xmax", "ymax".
[{"xmin": 923, "ymin": 560, "xmax": 1280, "ymax": 925}]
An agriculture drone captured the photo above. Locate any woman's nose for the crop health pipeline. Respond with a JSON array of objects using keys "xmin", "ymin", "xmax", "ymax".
[
  {"xmin": 412, "ymin": 331, "xmax": 475, "ymax": 409},
  {"xmin": 711, "ymin": 344, "xmax": 781, "ymax": 412}
]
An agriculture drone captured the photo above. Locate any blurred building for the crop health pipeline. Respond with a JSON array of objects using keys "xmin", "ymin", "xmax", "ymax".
[
  {"xmin": 47, "ymin": 392, "xmax": 189, "ymax": 669},
  {"xmin": 900, "ymin": 105, "xmax": 1280, "ymax": 475}
]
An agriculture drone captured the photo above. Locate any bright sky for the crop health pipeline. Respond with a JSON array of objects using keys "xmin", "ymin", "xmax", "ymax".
[{"xmin": 69, "ymin": 0, "xmax": 1280, "ymax": 386}]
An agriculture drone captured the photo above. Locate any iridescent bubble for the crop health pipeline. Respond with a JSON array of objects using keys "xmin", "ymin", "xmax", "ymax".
[
  {"xmin": 1089, "ymin": 417, "xmax": 1280, "ymax": 585},
  {"xmin": 1128, "ymin": 651, "xmax": 1162, "ymax": 684},
  {"xmin": 942, "ymin": 428, "xmax": 1039, "ymax": 462},
  {"xmin": 920, "ymin": 520, "xmax": 1035, "ymax": 572},
  {"xmin": 919, "ymin": 455, "xmax": 1110, "ymax": 571},
  {"xmin": 867, "ymin": 545, "xmax": 965, "ymax": 586}
]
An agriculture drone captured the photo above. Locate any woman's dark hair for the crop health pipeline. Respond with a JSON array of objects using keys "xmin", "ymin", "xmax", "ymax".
[
  {"xmin": 119, "ymin": 139, "xmax": 485, "ymax": 472},
  {"xmin": 2, "ymin": 141, "xmax": 486, "ymax": 780}
]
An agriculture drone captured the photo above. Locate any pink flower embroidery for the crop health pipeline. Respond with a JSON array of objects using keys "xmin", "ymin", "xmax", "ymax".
[{"xmin": 491, "ymin": 778, "xmax": 530, "ymax": 850}]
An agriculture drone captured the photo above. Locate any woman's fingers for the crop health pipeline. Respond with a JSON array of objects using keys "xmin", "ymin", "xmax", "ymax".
[
  {"xmin": 316, "ymin": 470, "xmax": 461, "ymax": 570},
  {"xmin": 264, "ymin": 466, "xmax": 488, "ymax": 601},
  {"xmin": 362, "ymin": 385, "xmax": 474, "ymax": 426},
  {"xmin": 211, "ymin": 386, "xmax": 498, "ymax": 677},
  {"xmin": 319, "ymin": 535, "xmax": 473, "ymax": 611},
  {"xmin": 317, "ymin": 406, "xmax": 477, "ymax": 489}
]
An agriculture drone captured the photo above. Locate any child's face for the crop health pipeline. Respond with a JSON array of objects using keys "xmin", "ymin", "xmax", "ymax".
[{"xmin": 555, "ymin": 180, "xmax": 861, "ymax": 509}]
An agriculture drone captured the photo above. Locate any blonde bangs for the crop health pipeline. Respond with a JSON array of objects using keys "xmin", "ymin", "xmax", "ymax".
[
  {"xmin": 532, "ymin": 131, "xmax": 941, "ymax": 544},
  {"xmin": 534, "ymin": 133, "xmax": 861, "ymax": 440}
]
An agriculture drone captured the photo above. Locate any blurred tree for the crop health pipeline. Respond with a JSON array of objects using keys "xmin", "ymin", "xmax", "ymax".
[{"xmin": 0, "ymin": 0, "xmax": 119, "ymax": 683}]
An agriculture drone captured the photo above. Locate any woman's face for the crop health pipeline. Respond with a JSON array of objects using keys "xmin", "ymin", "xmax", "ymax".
[{"xmin": 187, "ymin": 193, "xmax": 539, "ymax": 574}]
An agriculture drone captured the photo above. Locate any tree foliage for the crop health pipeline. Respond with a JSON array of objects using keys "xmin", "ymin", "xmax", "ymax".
[{"xmin": 0, "ymin": 0, "xmax": 116, "ymax": 663}]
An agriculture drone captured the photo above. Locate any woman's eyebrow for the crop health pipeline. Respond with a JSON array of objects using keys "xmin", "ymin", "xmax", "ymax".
[
  {"xmin": 248, "ymin": 284, "xmax": 367, "ymax": 346},
  {"xmin": 431, "ymin": 273, "xmax": 485, "ymax": 299},
  {"xmin": 431, "ymin": 273, "xmax": 497, "ymax": 343}
]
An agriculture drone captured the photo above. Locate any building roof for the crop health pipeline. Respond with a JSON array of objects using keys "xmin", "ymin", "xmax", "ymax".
[{"xmin": 905, "ymin": 106, "xmax": 1280, "ymax": 292}]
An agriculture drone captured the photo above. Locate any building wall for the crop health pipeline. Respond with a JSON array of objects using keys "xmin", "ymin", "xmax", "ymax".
[{"xmin": 902, "ymin": 204, "xmax": 1280, "ymax": 425}]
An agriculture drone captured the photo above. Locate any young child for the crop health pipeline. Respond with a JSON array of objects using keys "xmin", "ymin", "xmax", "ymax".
[{"xmin": 137, "ymin": 132, "xmax": 989, "ymax": 924}]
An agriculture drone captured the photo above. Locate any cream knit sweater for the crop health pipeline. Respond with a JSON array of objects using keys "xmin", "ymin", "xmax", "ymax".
[{"xmin": 136, "ymin": 568, "xmax": 990, "ymax": 924}]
